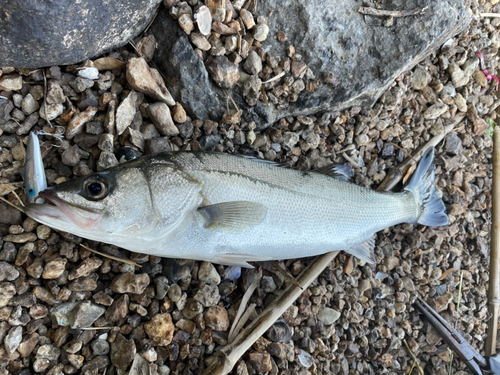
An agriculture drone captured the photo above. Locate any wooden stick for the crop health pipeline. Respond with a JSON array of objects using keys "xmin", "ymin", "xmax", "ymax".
[
  {"xmin": 377, "ymin": 113, "xmax": 464, "ymax": 191},
  {"xmin": 481, "ymin": 13, "xmax": 500, "ymax": 18},
  {"xmin": 228, "ymin": 283, "xmax": 257, "ymax": 342},
  {"xmin": 202, "ymin": 251, "xmax": 340, "ymax": 375},
  {"xmin": 358, "ymin": 6, "xmax": 428, "ymax": 17},
  {"xmin": 486, "ymin": 126, "xmax": 500, "ymax": 356}
]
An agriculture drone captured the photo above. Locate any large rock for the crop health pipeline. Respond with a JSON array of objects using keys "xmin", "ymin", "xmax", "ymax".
[
  {"xmin": 0, "ymin": 0, "xmax": 162, "ymax": 68},
  {"xmin": 151, "ymin": 0, "xmax": 470, "ymax": 129}
]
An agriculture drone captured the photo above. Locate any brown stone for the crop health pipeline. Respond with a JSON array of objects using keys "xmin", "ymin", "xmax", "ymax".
[
  {"xmin": 17, "ymin": 333, "xmax": 39, "ymax": 357},
  {"xmin": 144, "ymin": 313, "xmax": 175, "ymax": 346},
  {"xmin": 207, "ymin": 56, "xmax": 240, "ymax": 89},
  {"xmin": 3, "ymin": 233, "xmax": 37, "ymax": 243},
  {"xmin": 68, "ymin": 258, "xmax": 103, "ymax": 280},
  {"xmin": 204, "ymin": 305, "xmax": 229, "ymax": 331},
  {"xmin": 172, "ymin": 102, "xmax": 187, "ymax": 123},
  {"xmin": 110, "ymin": 334, "xmax": 136, "ymax": 370},
  {"xmin": 65, "ymin": 106, "xmax": 98, "ymax": 139},
  {"xmin": 110, "ymin": 273, "xmax": 150, "ymax": 294},
  {"xmin": 147, "ymin": 102, "xmax": 179, "ymax": 136},
  {"xmin": 105, "ymin": 294, "xmax": 129, "ymax": 323},
  {"xmin": 248, "ymin": 351, "xmax": 272, "ymax": 372},
  {"xmin": 291, "ymin": 61, "xmax": 307, "ymax": 78},
  {"xmin": 126, "ymin": 57, "xmax": 175, "ymax": 106},
  {"xmin": 68, "ymin": 275, "xmax": 98, "ymax": 292},
  {"xmin": 42, "ymin": 257, "xmax": 67, "ymax": 279},
  {"xmin": 0, "ymin": 74, "xmax": 22, "ymax": 91},
  {"xmin": 175, "ymin": 319, "xmax": 196, "ymax": 334}
]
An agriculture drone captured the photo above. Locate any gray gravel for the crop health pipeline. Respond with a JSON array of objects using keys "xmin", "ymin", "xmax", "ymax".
[{"xmin": 0, "ymin": 1, "xmax": 498, "ymax": 375}]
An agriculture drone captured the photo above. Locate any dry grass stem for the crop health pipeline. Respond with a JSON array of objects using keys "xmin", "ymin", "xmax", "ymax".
[
  {"xmin": 378, "ymin": 113, "xmax": 464, "ymax": 191},
  {"xmin": 11, "ymin": 190, "xmax": 25, "ymax": 207},
  {"xmin": 228, "ymin": 283, "xmax": 257, "ymax": 342},
  {"xmin": 0, "ymin": 196, "xmax": 25, "ymax": 213},
  {"xmin": 390, "ymin": 142, "xmax": 417, "ymax": 163},
  {"xmin": 270, "ymin": 260, "xmax": 302, "ymax": 289},
  {"xmin": 79, "ymin": 244, "xmax": 141, "ymax": 267},
  {"xmin": 481, "ymin": 13, "xmax": 500, "ymax": 18},
  {"xmin": 358, "ymin": 6, "xmax": 428, "ymax": 17},
  {"xmin": 262, "ymin": 71, "xmax": 286, "ymax": 85},
  {"xmin": 486, "ymin": 126, "xmax": 500, "ymax": 356},
  {"xmin": 403, "ymin": 339, "xmax": 424, "ymax": 375},
  {"xmin": 230, "ymin": 303, "xmax": 256, "ymax": 343}
]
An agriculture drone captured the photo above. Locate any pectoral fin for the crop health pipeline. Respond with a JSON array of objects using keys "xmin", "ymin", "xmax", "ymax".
[
  {"xmin": 198, "ymin": 201, "xmax": 267, "ymax": 231},
  {"xmin": 348, "ymin": 235, "xmax": 376, "ymax": 264}
]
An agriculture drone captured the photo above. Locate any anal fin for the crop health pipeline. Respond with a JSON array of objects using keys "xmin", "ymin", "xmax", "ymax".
[
  {"xmin": 209, "ymin": 253, "xmax": 273, "ymax": 268},
  {"xmin": 348, "ymin": 235, "xmax": 376, "ymax": 264},
  {"xmin": 198, "ymin": 201, "xmax": 267, "ymax": 231},
  {"xmin": 314, "ymin": 163, "xmax": 353, "ymax": 180}
]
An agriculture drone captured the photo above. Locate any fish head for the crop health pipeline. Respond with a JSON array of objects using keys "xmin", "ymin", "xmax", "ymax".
[{"xmin": 25, "ymin": 166, "xmax": 156, "ymax": 243}]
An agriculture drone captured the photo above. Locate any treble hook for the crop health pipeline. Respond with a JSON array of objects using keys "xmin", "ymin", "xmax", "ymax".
[{"xmin": 34, "ymin": 127, "xmax": 65, "ymax": 148}]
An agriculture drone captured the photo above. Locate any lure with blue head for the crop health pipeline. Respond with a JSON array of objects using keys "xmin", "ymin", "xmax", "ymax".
[{"xmin": 24, "ymin": 132, "xmax": 47, "ymax": 204}]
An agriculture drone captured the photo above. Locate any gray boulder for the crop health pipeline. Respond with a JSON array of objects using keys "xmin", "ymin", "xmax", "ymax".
[
  {"xmin": 151, "ymin": 0, "xmax": 470, "ymax": 129},
  {"xmin": 0, "ymin": 0, "xmax": 162, "ymax": 68}
]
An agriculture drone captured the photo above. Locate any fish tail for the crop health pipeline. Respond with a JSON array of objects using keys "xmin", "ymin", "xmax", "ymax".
[{"xmin": 404, "ymin": 147, "xmax": 449, "ymax": 226}]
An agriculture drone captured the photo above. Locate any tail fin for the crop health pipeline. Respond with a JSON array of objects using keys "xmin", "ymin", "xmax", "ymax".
[{"xmin": 404, "ymin": 147, "xmax": 449, "ymax": 226}]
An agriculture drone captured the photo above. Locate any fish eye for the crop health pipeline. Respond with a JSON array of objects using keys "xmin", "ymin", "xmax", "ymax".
[{"xmin": 84, "ymin": 176, "xmax": 109, "ymax": 200}]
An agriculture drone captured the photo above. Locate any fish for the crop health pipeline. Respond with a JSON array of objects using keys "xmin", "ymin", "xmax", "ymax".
[
  {"xmin": 25, "ymin": 148, "xmax": 448, "ymax": 267},
  {"xmin": 23, "ymin": 132, "xmax": 47, "ymax": 204}
]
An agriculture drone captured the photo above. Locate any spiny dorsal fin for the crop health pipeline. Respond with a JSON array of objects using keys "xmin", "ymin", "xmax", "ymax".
[
  {"xmin": 348, "ymin": 235, "xmax": 376, "ymax": 264},
  {"xmin": 198, "ymin": 201, "xmax": 267, "ymax": 231},
  {"xmin": 314, "ymin": 163, "xmax": 353, "ymax": 181}
]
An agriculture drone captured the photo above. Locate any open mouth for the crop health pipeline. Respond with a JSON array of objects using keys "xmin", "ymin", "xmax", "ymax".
[{"xmin": 29, "ymin": 190, "xmax": 101, "ymax": 230}]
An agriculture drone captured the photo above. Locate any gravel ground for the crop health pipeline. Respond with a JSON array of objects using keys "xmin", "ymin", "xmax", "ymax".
[{"xmin": 0, "ymin": 1, "xmax": 499, "ymax": 375}]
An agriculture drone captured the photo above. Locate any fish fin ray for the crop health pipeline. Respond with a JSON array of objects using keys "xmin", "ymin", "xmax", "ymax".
[
  {"xmin": 239, "ymin": 154, "xmax": 290, "ymax": 168},
  {"xmin": 348, "ymin": 235, "xmax": 376, "ymax": 264},
  {"xmin": 404, "ymin": 147, "xmax": 449, "ymax": 226},
  {"xmin": 314, "ymin": 163, "xmax": 353, "ymax": 180},
  {"xmin": 209, "ymin": 253, "xmax": 272, "ymax": 267},
  {"xmin": 198, "ymin": 201, "xmax": 267, "ymax": 231}
]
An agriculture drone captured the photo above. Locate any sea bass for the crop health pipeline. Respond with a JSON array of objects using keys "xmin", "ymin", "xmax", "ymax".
[{"xmin": 25, "ymin": 148, "xmax": 448, "ymax": 267}]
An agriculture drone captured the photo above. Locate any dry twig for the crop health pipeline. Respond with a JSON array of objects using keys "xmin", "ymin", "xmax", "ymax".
[
  {"xmin": 481, "ymin": 13, "xmax": 500, "ymax": 18},
  {"xmin": 0, "ymin": 196, "xmax": 25, "ymax": 213},
  {"xmin": 79, "ymin": 244, "xmax": 141, "ymax": 267},
  {"xmin": 42, "ymin": 69, "xmax": 53, "ymax": 127},
  {"xmin": 228, "ymin": 283, "xmax": 257, "ymax": 342},
  {"xmin": 358, "ymin": 6, "xmax": 428, "ymax": 17},
  {"xmin": 203, "ymin": 251, "xmax": 340, "ymax": 375},
  {"xmin": 262, "ymin": 71, "xmax": 286, "ymax": 85},
  {"xmin": 378, "ymin": 113, "xmax": 465, "ymax": 191},
  {"xmin": 403, "ymin": 339, "xmax": 424, "ymax": 375},
  {"xmin": 270, "ymin": 260, "xmax": 302, "ymax": 289},
  {"xmin": 486, "ymin": 126, "xmax": 500, "ymax": 356}
]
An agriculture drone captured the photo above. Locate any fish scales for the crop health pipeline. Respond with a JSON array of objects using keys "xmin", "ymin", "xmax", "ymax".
[
  {"xmin": 157, "ymin": 152, "xmax": 417, "ymax": 261},
  {"xmin": 25, "ymin": 149, "xmax": 448, "ymax": 266}
]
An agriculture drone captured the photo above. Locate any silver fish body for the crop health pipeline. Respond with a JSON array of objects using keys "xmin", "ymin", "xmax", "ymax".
[
  {"xmin": 26, "ymin": 149, "xmax": 448, "ymax": 266},
  {"xmin": 24, "ymin": 132, "xmax": 47, "ymax": 204}
]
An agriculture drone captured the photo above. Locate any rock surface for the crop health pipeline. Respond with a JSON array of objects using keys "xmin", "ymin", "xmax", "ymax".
[
  {"xmin": 151, "ymin": 0, "xmax": 470, "ymax": 128},
  {"xmin": 0, "ymin": 0, "xmax": 162, "ymax": 68}
]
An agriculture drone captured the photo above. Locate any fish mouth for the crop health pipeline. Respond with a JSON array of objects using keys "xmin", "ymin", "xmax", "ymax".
[{"xmin": 27, "ymin": 191, "xmax": 101, "ymax": 230}]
